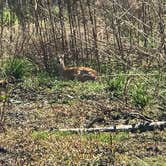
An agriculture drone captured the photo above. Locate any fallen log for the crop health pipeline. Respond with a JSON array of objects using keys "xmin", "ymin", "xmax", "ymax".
[{"xmin": 51, "ymin": 121, "xmax": 166, "ymax": 133}]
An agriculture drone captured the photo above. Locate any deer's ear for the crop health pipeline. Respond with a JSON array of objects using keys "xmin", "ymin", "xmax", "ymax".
[
  {"xmin": 61, "ymin": 54, "xmax": 64, "ymax": 58},
  {"xmin": 58, "ymin": 53, "xmax": 64, "ymax": 59}
]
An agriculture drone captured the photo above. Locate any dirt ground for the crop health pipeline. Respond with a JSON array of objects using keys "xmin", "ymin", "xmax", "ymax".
[{"xmin": 0, "ymin": 82, "xmax": 166, "ymax": 165}]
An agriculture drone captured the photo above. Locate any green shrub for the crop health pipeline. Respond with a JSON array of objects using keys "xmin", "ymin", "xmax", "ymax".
[
  {"xmin": 32, "ymin": 131, "xmax": 49, "ymax": 140},
  {"xmin": 106, "ymin": 74, "xmax": 126, "ymax": 99},
  {"xmin": 130, "ymin": 83, "xmax": 151, "ymax": 109},
  {"xmin": 2, "ymin": 57, "xmax": 35, "ymax": 80},
  {"xmin": 82, "ymin": 132, "xmax": 129, "ymax": 143},
  {"xmin": 36, "ymin": 71, "xmax": 53, "ymax": 86},
  {"xmin": 0, "ymin": 7, "xmax": 18, "ymax": 26}
]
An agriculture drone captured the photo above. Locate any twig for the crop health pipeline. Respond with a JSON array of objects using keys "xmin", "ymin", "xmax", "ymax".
[{"xmin": 127, "ymin": 112, "xmax": 153, "ymax": 122}]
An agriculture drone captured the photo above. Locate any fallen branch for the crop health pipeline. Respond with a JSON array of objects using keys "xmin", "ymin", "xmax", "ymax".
[
  {"xmin": 127, "ymin": 112, "xmax": 153, "ymax": 122},
  {"xmin": 51, "ymin": 121, "xmax": 166, "ymax": 133}
]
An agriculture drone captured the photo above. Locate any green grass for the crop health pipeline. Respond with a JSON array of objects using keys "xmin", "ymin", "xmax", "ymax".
[
  {"xmin": 31, "ymin": 131, "xmax": 74, "ymax": 140},
  {"xmin": 106, "ymin": 73, "xmax": 126, "ymax": 99},
  {"xmin": 31, "ymin": 131, "xmax": 50, "ymax": 140},
  {"xmin": 82, "ymin": 132, "xmax": 129, "ymax": 143},
  {"xmin": 105, "ymin": 70, "xmax": 162, "ymax": 109},
  {"xmin": 2, "ymin": 57, "xmax": 35, "ymax": 80},
  {"xmin": 128, "ymin": 155, "xmax": 166, "ymax": 166},
  {"xmin": 130, "ymin": 82, "xmax": 152, "ymax": 109},
  {"xmin": 52, "ymin": 80, "xmax": 106, "ymax": 93},
  {"xmin": 31, "ymin": 130, "xmax": 129, "ymax": 143},
  {"xmin": 48, "ymin": 80, "xmax": 106, "ymax": 104},
  {"xmin": 1, "ymin": 68, "xmax": 165, "ymax": 165},
  {"xmin": 0, "ymin": 7, "xmax": 18, "ymax": 26}
]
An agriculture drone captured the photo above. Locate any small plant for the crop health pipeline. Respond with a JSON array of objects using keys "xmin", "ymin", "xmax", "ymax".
[
  {"xmin": 106, "ymin": 74, "xmax": 126, "ymax": 99},
  {"xmin": 31, "ymin": 131, "xmax": 50, "ymax": 140},
  {"xmin": 130, "ymin": 83, "xmax": 151, "ymax": 109},
  {"xmin": 36, "ymin": 71, "xmax": 53, "ymax": 87},
  {"xmin": 2, "ymin": 57, "xmax": 35, "ymax": 80},
  {"xmin": 82, "ymin": 132, "xmax": 128, "ymax": 143},
  {"xmin": 0, "ymin": 7, "xmax": 18, "ymax": 26}
]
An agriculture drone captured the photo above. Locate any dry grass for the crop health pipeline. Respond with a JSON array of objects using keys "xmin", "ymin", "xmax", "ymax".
[{"xmin": 0, "ymin": 79, "xmax": 166, "ymax": 165}]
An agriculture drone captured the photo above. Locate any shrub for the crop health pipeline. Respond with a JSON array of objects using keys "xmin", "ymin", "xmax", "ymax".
[
  {"xmin": 106, "ymin": 74, "xmax": 126, "ymax": 99},
  {"xmin": 36, "ymin": 71, "xmax": 53, "ymax": 86},
  {"xmin": 130, "ymin": 83, "xmax": 151, "ymax": 109},
  {"xmin": 0, "ymin": 7, "xmax": 18, "ymax": 26},
  {"xmin": 2, "ymin": 57, "xmax": 35, "ymax": 80}
]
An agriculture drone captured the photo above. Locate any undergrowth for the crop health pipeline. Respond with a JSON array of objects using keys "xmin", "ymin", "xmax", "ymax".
[
  {"xmin": 1, "ymin": 57, "xmax": 36, "ymax": 80},
  {"xmin": 0, "ymin": 58, "xmax": 165, "ymax": 165}
]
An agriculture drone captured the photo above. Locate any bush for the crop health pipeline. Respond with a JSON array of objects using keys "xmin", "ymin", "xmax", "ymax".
[
  {"xmin": 130, "ymin": 83, "xmax": 151, "ymax": 109},
  {"xmin": 0, "ymin": 7, "xmax": 18, "ymax": 26},
  {"xmin": 36, "ymin": 71, "xmax": 54, "ymax": 87},
  {"xmin": 2, "ymin": 57, "xmax": 35, "ymax": 80},
  {"xmin": 106, "ymin": 74, "xmax": 126, "ymax": 99},
  {"xmin": 106, "ymin": 72, "xmax": 152, "ymax": 109}
]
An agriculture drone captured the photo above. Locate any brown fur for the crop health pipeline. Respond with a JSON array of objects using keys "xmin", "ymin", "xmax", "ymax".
[{"xmin": 57, "ymin": 54, "xmax": 97, "ymax": 81}]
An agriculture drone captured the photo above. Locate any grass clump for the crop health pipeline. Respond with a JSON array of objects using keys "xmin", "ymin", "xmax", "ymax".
[
  {"xmin": 36, "ymin": 71, "xmax": 54, "ymax": 87},
  {"xmin": 2, "ymin": 57, "xmax": 35, "ymax": 80},
  {"xmin": 83, "ymin": 132, "xmax": 129, "ymax": 143},
  {"xmin": 49, "ymin": 80, "xmax": 106, "ymax": 103},
  {"xmin": 106, "ymin": 71, "xmax": 154, "ymax": 109},
  {"xmin": 128, "ymin": 155, "xmax": 166, "ymax": 166},
  {"xmin": 31, "ymin": 131, "xmax": 50, "ymax": 140},
  {"xmin": 78, "ymin": 81, "xmax": 106, "ymax": 93},
  {"xmin": 31, "ymin": 130, "xmax": 129, "ymax": 143},
  {"xmin": 130, "ymin": 82, "xmax": 152, "ymax": 109},
  {"xmin": 0, "ymin": 7, "xmax": 18, "ymax": 26},
  {"xmin": 51, "ymin": 80, "xmax": 105, "ymax": 93},
  {"xmin": 106, "ymin": 74, "xmax": 126, "ymax": 99}
]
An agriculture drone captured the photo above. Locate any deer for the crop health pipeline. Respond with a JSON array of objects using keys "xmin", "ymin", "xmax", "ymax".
[{"xmin": 57, "ymin": 54, "xmax": 97, "ymax": 82}]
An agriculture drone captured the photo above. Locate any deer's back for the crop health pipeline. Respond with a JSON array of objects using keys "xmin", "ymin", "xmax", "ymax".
[{"xmin": 63, "ymin": 67, "xmax": 97, "ymax": 81}]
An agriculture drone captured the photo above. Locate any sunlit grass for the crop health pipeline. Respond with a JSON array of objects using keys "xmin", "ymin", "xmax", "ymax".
[{"xmin": 31, "ymin": 130, "xmax": 129, "ymax": 143}]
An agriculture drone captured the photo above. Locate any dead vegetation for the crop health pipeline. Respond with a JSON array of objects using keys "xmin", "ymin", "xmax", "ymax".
[
  {"xmin": 0, "ymin": 78, "xmax": 165, "ymax": 165},
  {"xmin": 0, "ymin": 0, "xmax": 166, "ymax": 165}
]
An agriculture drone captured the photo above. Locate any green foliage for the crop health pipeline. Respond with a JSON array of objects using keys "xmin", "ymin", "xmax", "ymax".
[
  {"xmin": 23, "ymin": 70, "xmax": 55, "ymax": 89},
  {"xmin": 78, "ymin": 81, "xmax": 105, "ymax": 94},
  {"xmin": 2, "ymin": 57, "xmax": 35, "ymax": 80},
  {"xmin": 31, "ymin": 131, "xmax": 50, "ymax": 140},
  {"xmin": 47, "ymin": 81, "xmax": 74, "ymax": 104},
  {"xmin": 83, "ymin": 132, "xmax": 129, "ymax": 143},
  {"xmin": 106, "ymin": 74, "xmax": 126, "ymax": 99},
  {"xmin": 130, "ymin": 83, "xmax": 152, "ymax": 109},
  {"xmin": 113, "ymin": 132, "xmax": 129, "ymax": 141},
  {"xmin": 0, "ymin": 7, "xmax": 18, "ymax": 25},
  {"xmin": 0, "ymin": 94, "xmax": 8, "ymax": 101},
  {"xmin": 49, "ymin": 80, "xmax": 106, "ymax": 103},
  {"xmin": 32, "ymin": 130, "xmax": 128, "ymax": 144},
  {"xmin": 36, "ymin": 71, "xmax": 53, "ymax": 86},
  {"xmin": 52, "ymin": 5, "xmax": 60, "ymax": 15},
  {"xmin": 47, "ymin": 56, "xmax": 60, "ymax": 77},
  {"xmin": 128, "ymin": 155, "xmax": 166, "ymax": 166},
  {"xmin": 83, "ymin": 133, "xmax": 111, "ymax": 143},
  {"xmin": 106, "ymin": 71, "xmax": 153, "ymax": 109}
]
